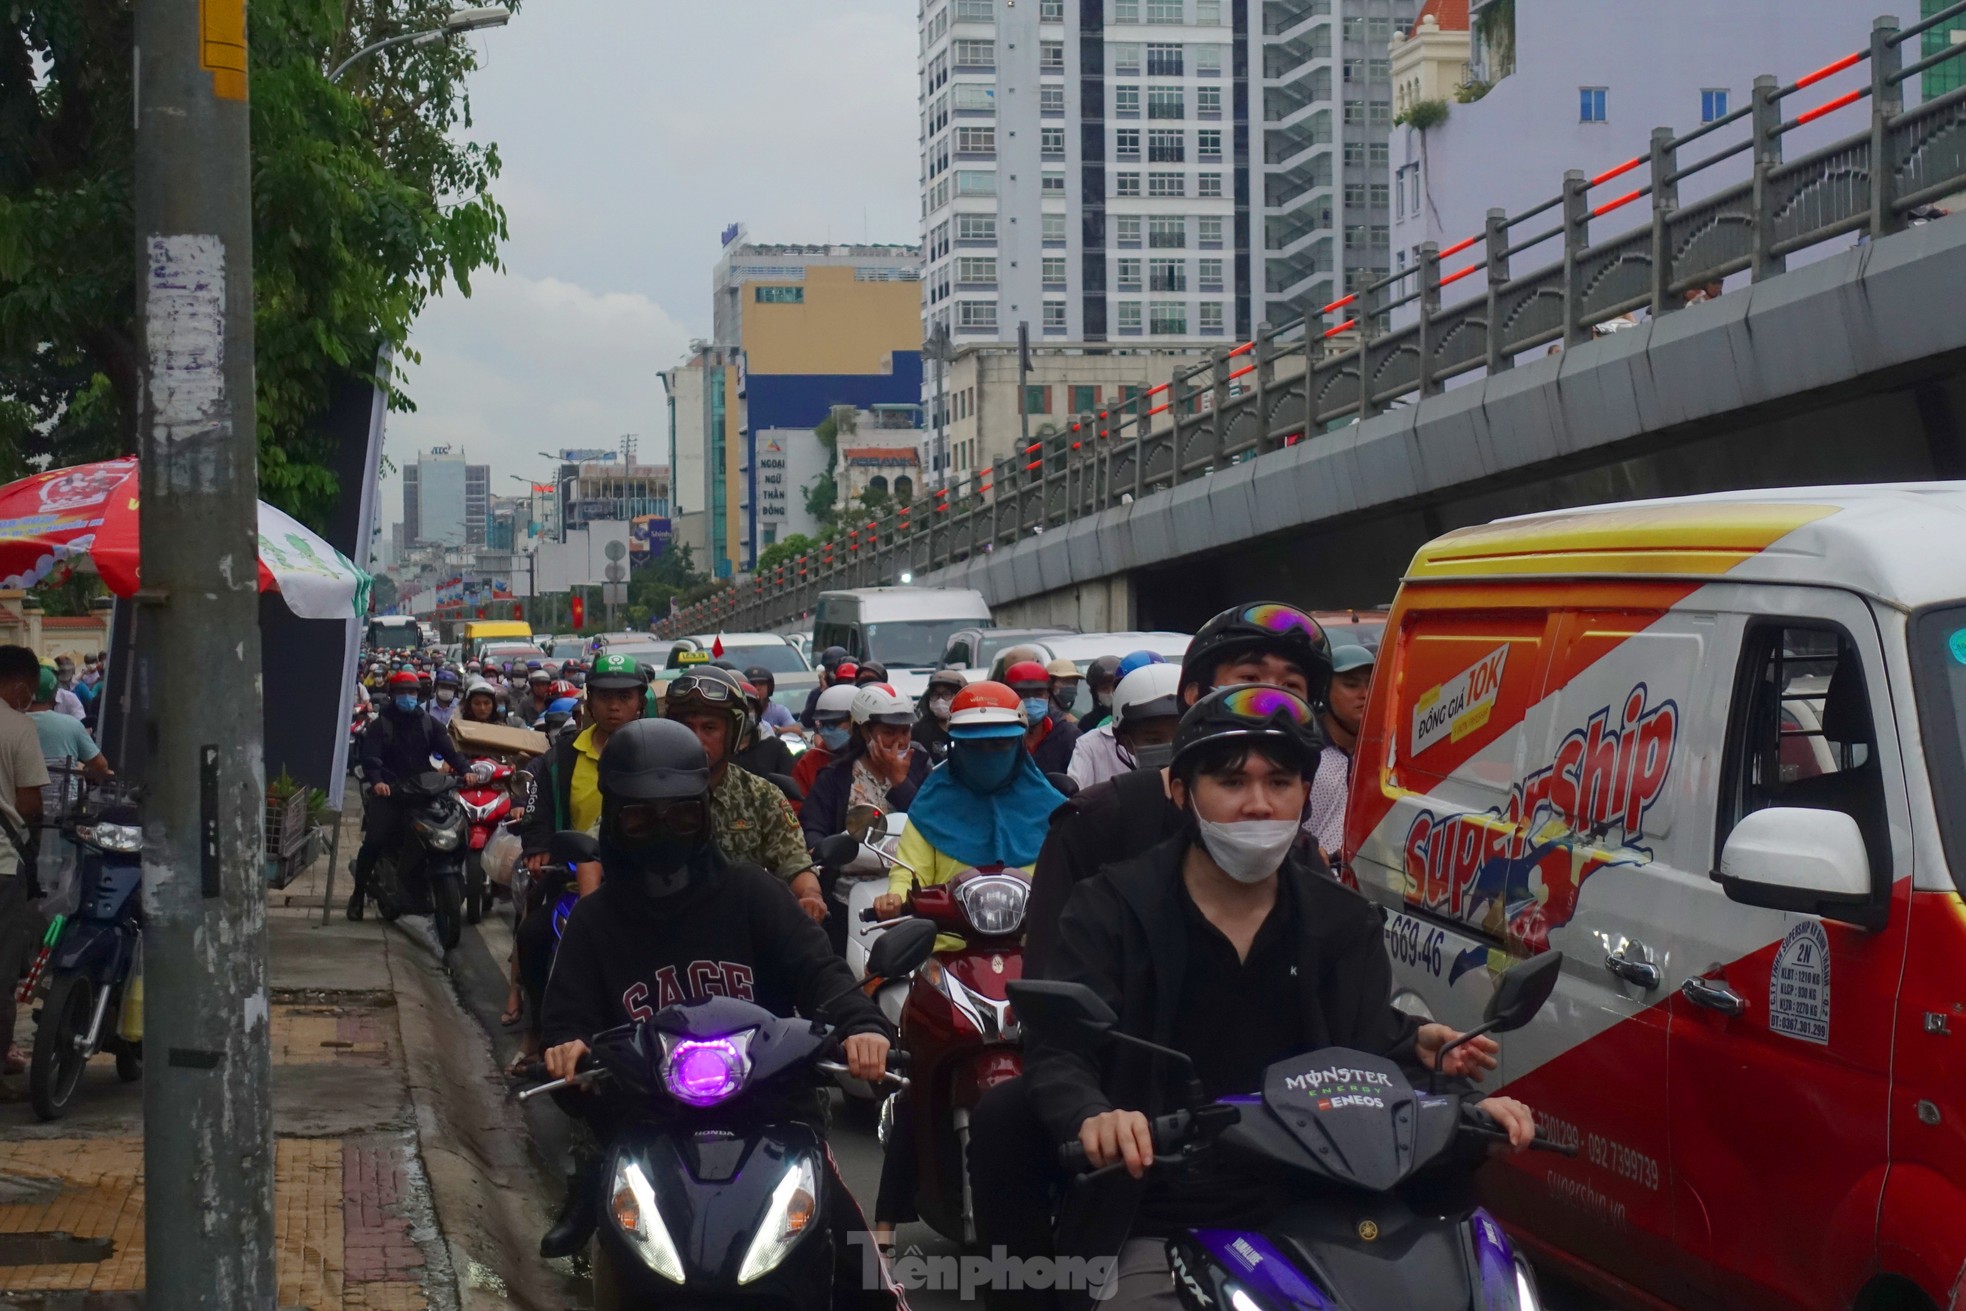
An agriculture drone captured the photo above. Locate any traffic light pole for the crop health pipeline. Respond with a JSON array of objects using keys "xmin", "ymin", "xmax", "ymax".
[{"xmin": 133, "ymin": 1, "xmax": 276, "ymax": 1305}]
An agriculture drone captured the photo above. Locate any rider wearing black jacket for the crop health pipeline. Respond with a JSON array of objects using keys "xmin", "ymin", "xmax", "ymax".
[{"xmin": 349, "ymin": 671, "xmax": 468, "ymax": 920}]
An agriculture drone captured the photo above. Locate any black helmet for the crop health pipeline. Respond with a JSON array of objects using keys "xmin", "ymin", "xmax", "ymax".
[
  {"xmin": 1085, "ymin": 654, "xmax": 1124, "ymax": 690},
  {"xmin": 1170, "ymin": 684, "xmax": 1323, "ymax": 783},
  {"xmin": 855, "ymin": 660, "xmax": 889, "ymax": 685},
  {"xmin": 819, "ymin": 645, "xmax": 848, "ymax": 670},
  {"xmin": 1181, "ymin": 603, "xmax": 1334, "ymax": 702},
  {"xmin": 743, "ymin": 664, "xmax": 776, "ymax": 691},
  {"xmin": 599, "ymin": 719, "xmax": 711, "ymax": 802}
]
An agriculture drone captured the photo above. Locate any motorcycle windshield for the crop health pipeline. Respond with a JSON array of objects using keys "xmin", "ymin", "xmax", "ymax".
[{"xmin": 1256, "ymin": 1048, "xmax": 1457, "ymax": 1193}]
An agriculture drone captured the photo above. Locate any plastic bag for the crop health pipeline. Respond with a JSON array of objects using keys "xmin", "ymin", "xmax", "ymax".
[{"xmin": 483, "ymin": 821, "xmax": 522, "ymax": 889}]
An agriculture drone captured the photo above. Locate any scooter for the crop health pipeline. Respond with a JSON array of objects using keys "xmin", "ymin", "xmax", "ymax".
[
  {"xmin": 23, "ymin": 783, "xmax": 145, "ymax": 1121},
  {"xmin": 370, "ymin": 770, "xmax": 469, "ymax": 951},
  {"xmin": 458, "ymin": 756, "xmax": 517, "ymax": 924},
  {"xmin": 1008, "ymin": 952, "xmax": 1577, "ymax": 1311},
  {"xmin": 517, "ymin": 987, "xmax": 914, "ymax": 1310},
  {"xmin": 810, "ymin": 809, "xmax": 916, "ymax": 1112}
]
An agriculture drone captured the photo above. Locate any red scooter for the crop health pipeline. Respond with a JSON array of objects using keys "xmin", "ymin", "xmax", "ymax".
[
  {"xmin": 861, "ymin": 863, "xmax": 1029, "ymax": 1246},
  {"xmin": 457, "ymin": 757, "xmax": 516, "ymax": 925}
]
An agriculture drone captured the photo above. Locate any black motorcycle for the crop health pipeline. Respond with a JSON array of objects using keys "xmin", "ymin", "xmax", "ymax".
[
  {"xmin": 371, "ymin": 770, "xmax": 468, "ymax": 950},
  {"xmin": 519, "ymin": 954, "xmax": 919, "ymax": 1310}
]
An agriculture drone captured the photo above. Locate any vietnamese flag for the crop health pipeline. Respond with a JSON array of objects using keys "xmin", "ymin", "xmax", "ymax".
[{"xmin": 712, "ymin": 633, "xmax": 725, "ymax": 658}]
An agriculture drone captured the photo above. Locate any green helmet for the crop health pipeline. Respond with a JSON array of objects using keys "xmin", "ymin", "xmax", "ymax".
[{"xmin": 589, "ymin": 652, "xmax": 650, "ymax": 692}]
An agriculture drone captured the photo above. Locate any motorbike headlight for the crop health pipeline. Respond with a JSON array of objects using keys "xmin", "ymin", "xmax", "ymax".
[
  {"xmin": 737, "ymin": 1154, "xmax": 819, "ymax": 1284},
  {"xmin": 425, "ymin": 825, "xmax": 462, "ymax": 851},
  {"xmin": 660, "ymin": 1029, "xmax": 754, "ymax": 1107},
  {"xmin": 77, "ymin": 823, "xmax": 143, "ymax": 854},
  {"xmin": 610, "ymin": 1159, "xmax": 685, "ymax": 1283},
  {"xmin": 956, "ymin": 874, "xmax": 1028, "ymax": 936}
]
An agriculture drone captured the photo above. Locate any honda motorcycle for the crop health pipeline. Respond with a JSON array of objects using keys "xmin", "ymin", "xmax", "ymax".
[
  {"xmin": 1008, "ymin": 952, "xmax": 1576, "ymax": 1311},
  {"xmin": 371, "ymin": 770, "xmax": 468, "ymax": 951},
  {"xmin": 457, "ymin": 756, "xmax": 517, "ymax": 924}
]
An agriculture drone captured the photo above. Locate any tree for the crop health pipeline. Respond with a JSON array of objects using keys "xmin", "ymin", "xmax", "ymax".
[
  {"xmin": 755, "ymin": 532, "xmax": 819, "ymax": 577},
  {"xmin": 0, "ymin": 0, "xmax": 511, "ymax": 526},
  {"xmin": 624, "ymin": 542, "xmax": 721, "ymax": 629}
]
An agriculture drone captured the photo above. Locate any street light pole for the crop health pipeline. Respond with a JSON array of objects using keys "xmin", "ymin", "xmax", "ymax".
[
  {"xmin": 133, "ymin": 0, "xmax": 273, "ymax": 1304},
  {"xmin": 327, "ymin": 5, "xmax": 511, "ymax": 83}
]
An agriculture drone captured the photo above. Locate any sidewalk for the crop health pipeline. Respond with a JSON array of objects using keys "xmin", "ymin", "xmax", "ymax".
[{"xmin": 0, "ymin": 814, "xmax": 450, "ymax": 1310}]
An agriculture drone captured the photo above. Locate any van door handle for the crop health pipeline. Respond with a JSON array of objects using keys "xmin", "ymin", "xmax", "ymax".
[
  {"xmin": 1681, "ymin": 975, "xmax": 1747, "ymax": 1017},
  {"xmin": 1605, "ymin": 950, "xmax": 1662, "ymax": 990}
]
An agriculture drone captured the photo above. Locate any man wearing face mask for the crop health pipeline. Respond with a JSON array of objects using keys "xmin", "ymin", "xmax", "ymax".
[
  {"xmin": 538, "ymin": 720, "xmax": 895, "ymax": 1274},
  {"xmin": 350, "ymin": 670, "xmax": 470, "ymax": 920},
  {"xmin": 1076, "ymin": 655, "xmax": 1124, "ymax": 731},
  {"xmin": 1067, "ymin": 662, "xmax": 1184, "ymax": 791},
  {"xmin": 912, "ymin": 668, "xmax": 965, "ymax": 764},
  {"xmin": 1027, "ymin": 687, "xmax": 1533, "ymax": 1310},
  {"xmin": 1003, "ymin": 660, "xmax": 1080, "ymax": 777},
  {"xmin": 793, "ymin": 682, "xmax": 858, "ymax": 798},
  {"xmin": 425, "ymin": 668, "xmax": 463, "ymax": 727}
]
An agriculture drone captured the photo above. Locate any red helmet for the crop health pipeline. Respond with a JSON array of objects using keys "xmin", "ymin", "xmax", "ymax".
[
  {"xmin": 834, "ymin": 661, "xmax": 860, "ymax": 684},
  {"xmin": 387, "ymin": 670, "xmax": 420, "ymax": 690},
  {"xmin": 547, "ymin": 680, "xmax": 578, "ymax": 701},
  {"xmin": 1002, "ymin": 660, "xmax": 1053, "ymax": 691},
  {"xmin": 948, "ymin": 680, "xmax": 1027, "ymax": 735}
]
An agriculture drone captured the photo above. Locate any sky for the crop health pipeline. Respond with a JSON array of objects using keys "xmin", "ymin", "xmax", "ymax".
[{"xmin": 378, "ymin": 0, "xmax": 920, "ymax": 533}]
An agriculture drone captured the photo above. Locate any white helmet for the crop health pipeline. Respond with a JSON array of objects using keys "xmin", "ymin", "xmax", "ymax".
[
  {"xmin": 1113, "ymin": 664, "xmax": 1184, "ymax": 729},
  {"xmin": 814, "ymin": 683, "xmax": 859, "ymax": 719},
  {"xmin": 463, "ymin": 676, "xmax": 498, "ymax": 702},
  {"xmin": 850, "ymin": 682, "xmax": 915, "ymax": 726}
]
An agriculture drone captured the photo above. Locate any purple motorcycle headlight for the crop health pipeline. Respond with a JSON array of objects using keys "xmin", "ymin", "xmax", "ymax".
[{"xmin": 662, "ymin": 1034, "xmax": 752, "ymax": 1107}]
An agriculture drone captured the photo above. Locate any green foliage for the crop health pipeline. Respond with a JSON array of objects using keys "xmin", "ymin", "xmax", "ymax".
[
  {"xmin": 0, "ymin": 0, "xmax": 512, "ymax": 528},
  {"xmin": 624, "ymin": 542, "xmax": 719, "ymax": 629},
  {"xmin": 1473, "ymin": 0, "xmax": 1515, "ymax": 81},
  {"xmin": 754, "ymin": 532, "xmax": 820, "ymax": 577},
  {"xmin": 1395, "ymin": 98, "xmax": 1450, "ymax": 130},
  {"xmin": 1455, "ymin": 79, "xmax": 1492, "ymax": 104},
  {"xmin": 803, "ymin": 471, "xmax": 839, "ymax": 527},
  {"xmin": 31, "ymin": 569, "xmax": 106, "ymax": 616}
]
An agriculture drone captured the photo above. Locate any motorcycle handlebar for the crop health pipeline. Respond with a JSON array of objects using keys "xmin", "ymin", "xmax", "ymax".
[
  {"xmin": 1058, "ymin": 1110, "xmax": 1193, "ymax": 1175},
  {"xmin": 1460, "ymin": 1105, "xmax": 1579, "ymax": 1157}
]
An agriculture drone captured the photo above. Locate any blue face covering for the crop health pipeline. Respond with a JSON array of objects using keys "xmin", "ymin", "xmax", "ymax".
[
  {"xmin": 910, "ymin": 737, "xmax": 1068, "ymax": 869},
  {"xmin": 1021, "ymin": 697, "xmax": 1051, "ymax": 724},
  {"xmin": 818, "ymin": 724, "xmax": 851, "ymax": 751},
  {"xmin": 950, "ymin": 740, "xmax": 1019, "ymax": 793},
  {"xmin": 393, "ymin": 694, "xmax": 421, "ymax": 714}
]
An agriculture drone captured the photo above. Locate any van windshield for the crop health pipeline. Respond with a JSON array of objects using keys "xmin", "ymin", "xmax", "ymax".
[
  {"xmin": 864, "ymin": 620, "xmax": 973, "ymax": 668},
  {"xmin": 1912, "ymin": 604, "xmax": 1966, "ymax": 895}
]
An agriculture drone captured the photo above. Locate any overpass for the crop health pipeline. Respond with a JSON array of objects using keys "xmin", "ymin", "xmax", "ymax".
[{"xmin": 661, "ymin": 9, "xmax": 1966, "ymax": 638}]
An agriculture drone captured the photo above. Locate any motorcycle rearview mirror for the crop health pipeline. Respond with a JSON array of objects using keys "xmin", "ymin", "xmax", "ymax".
[
  {"xmin": 1008, "ymin": 980, "xmax": 1209, "ymax": 1106},
  {"xmin": 1485, "ymin": 950, "xmax": 1563, "ymax": 1034},
  {"xmin": 813, "ymin": 832, "xmax": 860, "ymax": 869},
  {"xmin": 1045, "ymin": 772, "xmax": 1080, "ymax": 799},
  {"xmin": 844, "ymin": 804, "xmax": 887, "ymax": 842},
  {"xmin": 550, "ymin": 830, "xmax": 601, "ymax": 864},
  {"xmin": 866, "ymin": 918, "xmax": 938, "ymax": 980}
]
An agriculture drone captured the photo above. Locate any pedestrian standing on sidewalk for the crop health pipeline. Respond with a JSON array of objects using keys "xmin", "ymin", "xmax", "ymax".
[{"xmin": 0, "ymin": 645, "xmax": 52, "ymax": 1082}]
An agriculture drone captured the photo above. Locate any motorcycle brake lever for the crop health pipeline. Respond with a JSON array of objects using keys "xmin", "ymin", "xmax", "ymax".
[
  {"xmin": 516, "ymin": 1068, "xmax": 602, "ymax": 1102},
  {"xmin": 815, "ymin": 1059, "xmax": 910, "ymax": 1091}
]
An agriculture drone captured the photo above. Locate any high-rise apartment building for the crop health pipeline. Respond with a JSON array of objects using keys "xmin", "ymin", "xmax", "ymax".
[{"xmin": 398, "ymin": 449, "xmax": 491, "ymax": 548}]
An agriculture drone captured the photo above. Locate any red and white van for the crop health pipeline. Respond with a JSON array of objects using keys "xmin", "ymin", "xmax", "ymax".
[{"xmin": 1345, "ymin": 485, "xmax": 1966, "ymax": 1311}]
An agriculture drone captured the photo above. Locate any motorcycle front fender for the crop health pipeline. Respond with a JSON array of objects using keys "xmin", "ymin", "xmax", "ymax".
[{"xmin": 52, "ymin": 920, "xmax": 130, "ymax": 979}]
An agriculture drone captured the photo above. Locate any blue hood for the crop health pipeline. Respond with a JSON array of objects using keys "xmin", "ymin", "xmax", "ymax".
[{"xmin": 909, "ymin": 748, "xmax": 1067, "ymax": 869}]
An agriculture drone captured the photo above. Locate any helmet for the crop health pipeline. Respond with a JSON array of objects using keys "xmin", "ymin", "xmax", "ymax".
[
  {"xmin": 850, "ymin": 683, "xmax": 915, "ymax": 727},
  {"xmin": 434, "ymin": 668, "xmax": 462, "ymax": 689},
  {"xmin": 947, "ymin": 681, "xmax": 1027, "ymax": 737},
  {"xmin": 528, "ymin": 668, "xmax": 551, "ymax": 684},
  {"xmin": 1170, "ymin": 684, "xmax": 1323, "ymax": 782},
  {"xmin": 541, "ymin": 696, "xmax": 581, "ymax": 731},
  {"xmin": 35, "ymin": 667, "xmax": 56, "ymax": 703},
  {"xmin": 814, "ymin": 683, "xmax": 859, "ymax": 720},
  {"xmin": 834, "ymin": 661, "xmax": 860, "ymax": 684},
  {"xmin": 588, "ymin": 653, "xmax": 650, "ymax": 692},
  {"xmin": 989, "ymin": 645, "xmax": 1051, "ymax": 681},
  {"xmin": 546, "ymin": 679, "xmax": 578, "ymax": 701},
  {"xmin": 664, "ymin": 666, "xmax": 750, "ymax": 746},
  {"xmin": 1045, "ymin": 657, "xmax": 1080, "ymax": 681},
  {"xmin": 465, "ymin": 660, "xmax": 481, "ymax": 673},
  {"xmin": 819, "ymin": 646, "xmax": 848, "ymax": 671},
  {"xmin": 855, "ymin": 660, "xmax": 889, "ymax": 685},
  {"xmin": 1085, "ymin": 655, "xmax": 1124, "ymax": 689},
  {"xmin": 925, "ymin": 668, "xmax": 966, "ymax": 694},
  {"xmin": 463, "ymin": 676, "xmax": 498, "ymax": 702},
  {"xmin": 1113, "ymin": 664, "xmax": 1184, "ymax": 729},
  {"xmin": 1116, "ymin": 649, "xmax": 1167, "ymax": 681},
  {"xmin": 743, "ymin": 664, "xmax": 776, "ymax": 691},
  {"xmin": 526, "ymin": 660, "xmax": 543, "ymax": 672},
  {"xmin": 386, "ymin": 670, "xmax": 420, "ymax": 691},
  {"xmin": 599, "ymin": 718, "xmax": 711, "ymax": 802},
  {"xmin": 1002, "ymin": 660, "xmax": 1052, "ymax": 692},
  {"xmin": 1181, "ymin": 604, "xmax": 1333, "ymax": 701}
]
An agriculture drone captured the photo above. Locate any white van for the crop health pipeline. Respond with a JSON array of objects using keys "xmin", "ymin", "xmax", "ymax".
[
  {"xmin": 812, "ymin": 587, "xmax": 993, "ymax": 699},
  {"xmin": 1345, "ymin": 484, "xmax": 1966, "ymax": 1311}
]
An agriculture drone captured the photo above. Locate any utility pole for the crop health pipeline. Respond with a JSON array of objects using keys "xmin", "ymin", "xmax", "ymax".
[
  {"xmin": 1017, "ymin": 320, "xmax": 1033, "ymax": 451},
  {"xmin": 133, "ymin": 0, "xmax": 275, "ymax": 1305}
]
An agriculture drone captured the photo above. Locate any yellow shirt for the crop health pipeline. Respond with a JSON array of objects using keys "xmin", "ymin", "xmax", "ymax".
[
  {"xmin": 568, "ymin": 725, "xmax": 605, "ymax": 835},
  {"xmin": 890, "ymin": 824, "xmax": 1034, "ymax": 952}
]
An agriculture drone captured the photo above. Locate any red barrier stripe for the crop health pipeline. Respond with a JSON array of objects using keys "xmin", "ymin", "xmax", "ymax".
[
  {"xmin": 1438, "ymin": 233, "xmax": 1480, "ymax": 261},
  {"xmin": 1228, "ymin": 363, "xmax": 1257, "ymax": 382},
  {"xmin": 1025, "ymin": 460, "xmax": 1043, "ymax": 471},
  {"xmin": 1590, "ymin": 187, "xmax": 1644, "ymax": 218},
  {"xmin": 1325, "ymin": 292, "xmax": 1358, "ymax": 313},
  {"xmin": 1796, "ymin": 86, "xmax": 1863, "ymax": 125},
  {"xmin": 1438, "ymin": 262, "xmax": 1482, "ymax": 289},
  {"xmin": 1323, "ymin": 317, "xmax": 1358, "ymax": 338},
  {"xmin": 1143, "ymin": 401, "xmax": 1173, "ymax": 419},
  {"xmin": 1795, "ymin": 49, "xmax": 1863, "ymax": 90},
  {"xmin": 1228, "ymin": 341, "xmax": 1256, "ymax": 358},
  {"xmin": 1590, "ymin": 156, "xmax": 1643, "ymax": 188}
]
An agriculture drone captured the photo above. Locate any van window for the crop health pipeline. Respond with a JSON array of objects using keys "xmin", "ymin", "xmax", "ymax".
[
  {"xmin": 1911, "ymin": 604, "xmax": 1966, "ymax": 896},
  {"xmin": 1719, "ymin": 623, "xmax": 1890, "ymax": 884},
  {"xmin": 946, "ymin": 638, "xmax": 973, "ymax": 667}
]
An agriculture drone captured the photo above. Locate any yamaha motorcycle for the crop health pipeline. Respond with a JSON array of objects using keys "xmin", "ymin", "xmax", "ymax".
[
  {"xmin": 1008, "ymin": 952, "xmax": 1575, "ymax": 1311},
  {"xmin": 371, "ymin": 770, "xmax": 469, "ymax": 951}
]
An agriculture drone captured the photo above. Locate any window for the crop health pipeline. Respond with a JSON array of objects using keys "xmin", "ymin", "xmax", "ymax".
[
  {"xmin": 1370, "ymin": 142, "xmax": 1389, "ymax": 165},
  {"xmin": 1197, "ymin": 129, "xmax": 1223, "ymax": 162},
  {"xmin": 1198, "ymin": 257, "xmax": 1224, "ymax": 291},
  {"xmin": 1116, "ymin": 128, "xmax": 1142, "ymax": 160},
  {"xmin": 1702, "ymin": 88, "xmax": 1730, "ymax": 122},
  {"xmin": 1041, "ymin": 85, "xmax": 1066, "ymax": 114},
  {"xmin": 956, "ymin": 125, "xmax": 996, "ymax": 154},
  {"xmin": 1117, "ymin": 300, "xmax": 1144, "ymax": 333},
  {"xmin": 1146, "ymin": 0, "xmax": 1182, "ymax": 20},
  {"xmin": 754, "ymin": 286, "xmax": 804, "ymax": 304},
  {"xmin": 1148, "ymin": 87, "xmax": 1185, "ymax": 119},
  {"xmin": 1148, "ymin": 215, "xmax": 1186, "ymax": 247},
  {"xmin": 1116, "ymin": 171, "xmax": 1143, "ymax": 196},
  {"xmin": 1115, "ymin": 84, "xmax": 1140, "ymax": 116},
  {"xmin": 1198, "ymin": 215, "xmax": 1223, "ymax": 246},
  {"xmin": 956, "ymin": 256, "xmax": 998, "ymax": 284},
  {"xmin": 1042, "ymin": 126, "xmax": 1066, "ymax": 157},
  {"xmin": 1149, "ymin": 257, "xmax": 1187, "ymax": 291},
  {"xmin": 958, "ymin": 300, "xmax": 999, "ymax": 329},
  {"xmin": 1197, "ymin": 86, "xmax": 1222, "ymax": 118},
  {"xmin": 1149, "ymin": 301, "xmax": 1188, "ymax": 334},
  {"xmin": 1200, "ymin": 302, "xmax": 1224, "ymax": 334},
  {"xmin": 1149, "ymin": 172, "xmax": 1186, "ymax": 197},
  {"xmin": 1195, "ymin": 43, "xmax": 1222, "ymax": 75},
  {"xmin": 1113, "ymin": 42, "xmax": 1142, "ymax": 75},
  {"xmin": 956, "ymin": 169, "xmax": 997, "ymax": 195},
  {"xmin": 1343, "ymin": 141, "xmax": 1364, "ymax": 167},
  {"xmin": 1343, "ymin": 101, "xmax": 1364, "ymax": 125},
  {"xmin": 1116, "ymin": 214, "xmax": 1143, "ymax": 245},
  {"xmin": 1042, "ymin": 256, "xmax": 1068, "ymax": 283},
  {"xmin": 1370, "ymin": 182, "xmax": 1389, "ymax": 209},
  {"xmin": 1065, "ymin": 385, "xmax": 1095, "ymax": 413},
  {"xmin": 1344, "ymin": 182, "xmax": 1367, "ymax": 210},
  {"xmin": 1197, "ymin": 172, "xmax": 1223, "ymax": 197},
  {"xmin": 1043, "ymin": 211, "xmax": 1068, "ymax": 241},
  {"xmin": 954, "ymin": 83, "xmax": 996, "ymax": 112},
  {"xmin": 1195, "ymin": 0, "xmax": 1220, "ymax": 22},
  {"xmin": 1044, "ymin": 301, "xmax": 1068, "ymax": 330},
  {"xmin": 1040, "ymin": 40, "xmax": 1065, "ymax": 71},
  {"xmin": 1580, "ymin": 86, "xmax": 1607, "ymax": 123},
  {"xmin": 1024, "ymin": 384, "xmax": 1052, "ymax": 413},
  {"xmin": 1042, "ymin": 169, "xmax": 1067, "ymax": 193},
  {"xmin": 954, "ymin": 40, "xmax": 995, "ymax": 67},
  {"xmin": 955, "ymin": 0, "xmax": 996, "ymax": 18},
  {"xmin": 1147, "ymin": 43, "xmax": 1184, "ymax": 76},
  {"xmin": 1148, "ymin": 129, "xmax": 1185, "ymax": 162},
  {"xmin": 957, "ymin": 213, "xmax": 998, "ymax": 241},
  {"xmin": 1041, "ymin": 0, "xmax": 1064, "ymax": 18},
  {"xmin": 1115, "ymin": 0, "xmax": 1139, "ymax": 20},
  {"xmin": 1116, "ymin": 257, "xmax": 1143, "ymax": 289}
]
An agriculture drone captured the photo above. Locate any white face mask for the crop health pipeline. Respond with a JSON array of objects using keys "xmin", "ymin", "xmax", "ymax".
[
  {"xmin": 1195, "ymin": 817, "xmax": 1299, "ymax": 884},
  {"xmin": 928, "ymin": 696, "xmax": 954, "ymax": 722},
  {"xmin": 436, "ymin": 688, "xmax": 456, "ymax": 704}
]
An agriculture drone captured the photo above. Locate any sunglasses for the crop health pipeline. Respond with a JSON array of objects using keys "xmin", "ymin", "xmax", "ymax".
[
  {"xmin": 615, "ymin": 797, "xmax": 709, "ymax": 842},
  {"xmin": 1240, "ymin": 604, "xmax": 1325, "ymax": 642},
  {"xmin": 1215, "ymin": 684, "xmax": 1317, "ymax": 726},
  {"xmin": 667, "ymin": 673, "xmax": 739, "ymax": 703}
]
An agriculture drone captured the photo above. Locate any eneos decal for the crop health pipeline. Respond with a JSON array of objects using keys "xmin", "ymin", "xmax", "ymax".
[
  {"xmin": 1412, "ymin": 644, "xmax": 1510, "ymax": 755},
  {"xmin": 1401, "ymin": 682, "xmax": 1680, "ymax": 952}
]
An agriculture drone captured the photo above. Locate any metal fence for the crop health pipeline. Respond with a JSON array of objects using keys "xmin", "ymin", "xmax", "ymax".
[{"xmin": 660, "ymin": 8, "xmax": 1966, "ymax": 640}]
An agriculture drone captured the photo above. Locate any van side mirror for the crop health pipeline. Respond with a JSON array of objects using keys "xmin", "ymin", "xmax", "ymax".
[
  {"xmin": 1485, "ymin": 951, "xmax": 1563, "ymax": 1033},
  {"xmin": 1715, "ymin": 808, "xmax": 1883, "ymax": 930}
]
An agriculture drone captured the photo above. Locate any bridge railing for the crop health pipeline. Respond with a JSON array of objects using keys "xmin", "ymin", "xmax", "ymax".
[{"xmin": 661, "ymin": 7, "xmax": 1966, "ymax": 640}]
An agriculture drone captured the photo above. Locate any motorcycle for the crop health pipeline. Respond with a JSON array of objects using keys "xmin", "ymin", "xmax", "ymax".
[
  {"xmin": 1007, "ymin": 952, "xmax": 1577, "ymax": 1311},
  {"xmin": 457, "ymin": 756, "xmax": 517, "ymax": 924},
  {"xmin": 349, "ymin": 703, "xmax": 375, "ymax": 779},
  {"xmin": 370, "ymin": 770, "xmax": 469, "ymax": 951},
  {"xmin": 810, "ymin": 808, "xmax": 914, "ymax": 1111},
  {"xmin": 23, "ymin": 783, "xmax": 145, "ymax": 1121},
  {"xmin": 517, "ymin": 985, "xmax": 915, "ymax": 1309}
]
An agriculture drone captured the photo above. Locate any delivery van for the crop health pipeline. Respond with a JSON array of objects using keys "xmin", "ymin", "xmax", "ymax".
[
  {"xmin": 811, "ymin": 587, "xmax": 993, "ymax": 698},
  {"xmin": 1344, "ymin": 484, "xmax": 1966, "ymax": 1311},
  {"xmin": 462, "ymin": 619, "xmax": 533, "ymax": 658}
]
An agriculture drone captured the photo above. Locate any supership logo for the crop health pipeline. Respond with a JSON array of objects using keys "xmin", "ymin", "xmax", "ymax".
[{"xmin": 1400, "ymin": 682, "xmax": 1680, "ymax": 954}]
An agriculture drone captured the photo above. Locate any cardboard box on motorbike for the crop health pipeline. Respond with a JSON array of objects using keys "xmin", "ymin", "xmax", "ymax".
[
  {"xmin": 1344, "ymin": 485, "xmax": 1966, "ymax": 1311},
  {"xmin": 449, "ymin": 718, "xmax": 548, "ymax": 762}
]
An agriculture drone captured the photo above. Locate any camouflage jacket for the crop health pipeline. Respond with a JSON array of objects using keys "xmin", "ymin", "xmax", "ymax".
[{"xmin": 712, "ymin": 764, "xmax": 813, "ymax": 883}]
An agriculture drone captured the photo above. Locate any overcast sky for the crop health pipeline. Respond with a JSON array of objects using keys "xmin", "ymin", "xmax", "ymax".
[{"xmin": 378, "ymin": 0, "xmax": 919, "ymax": 537}]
